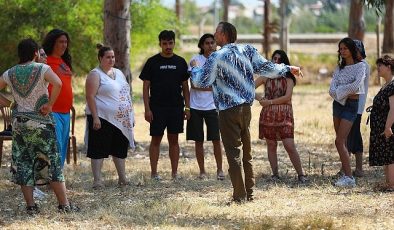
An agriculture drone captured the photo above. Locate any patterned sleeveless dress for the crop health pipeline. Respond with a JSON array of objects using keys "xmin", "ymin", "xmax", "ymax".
[
  {"xmin": 259, "ymin": 77, "xmax": 294, "ymax": 140},
  {"xmin": 1, "ymin": 62, "xmax": 64, "ymax": 186}
]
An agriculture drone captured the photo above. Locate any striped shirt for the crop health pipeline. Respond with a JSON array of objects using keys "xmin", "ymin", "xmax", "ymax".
[
  {"xmin": 329, "ymin": 62, "xmax": 366, "ymax": 105},
  {"xmin": 190, "ymin": 43, "xmax": 290, "ymax": 111}
]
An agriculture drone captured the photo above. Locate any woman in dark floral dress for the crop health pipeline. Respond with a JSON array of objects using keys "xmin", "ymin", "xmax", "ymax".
[
  {"xmin": 0, "ymin": 39, "xmax": 79, "ymax": 213},
  {"xmin": 369, "ymin": 55, "xmax": 394, "ymax": 191}
]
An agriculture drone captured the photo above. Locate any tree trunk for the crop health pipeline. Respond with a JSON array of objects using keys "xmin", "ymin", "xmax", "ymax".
[
  {"xmin": 104, "ymin": 0, "xmax": 132, "ymax": 89},
  {"xmin": 348, "ymin": 0, "xmax": 365, "ymax": 40},
  {"xmin": 383, "ymin": 0, "xmax": 394, "ymax": 54},
  {"xmin": 222, "ymin": 0, "xmax": 230, "ymax": 22},
  {"xmin": 175, "ymin": 0, "xmax": 181, "ymax": 20},
  {"xmin": 263, "ymin": 0, "xmax": 271, "ymax": 58},
  {"xmin": 279, "ymin": 0, "xmax": 288, "ymax": 52}
]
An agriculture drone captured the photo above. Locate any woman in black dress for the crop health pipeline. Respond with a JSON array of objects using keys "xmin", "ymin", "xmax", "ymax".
[{"xmin": 369, "ymin": 55, "xmax": 394, "ymax": 191}]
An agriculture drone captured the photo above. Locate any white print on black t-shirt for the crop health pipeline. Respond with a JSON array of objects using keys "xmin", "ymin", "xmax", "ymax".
[{"xmin": 159, "ymin": 65, "xmax": 177, "ymax": 70}]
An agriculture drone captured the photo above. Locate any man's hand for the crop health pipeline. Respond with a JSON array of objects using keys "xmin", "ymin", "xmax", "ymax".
[
  {"xmin": 184, "ymin": 110, "xmax": 190, "ymax": 120},
  {"xmin": 289, "ymin": 66, "xmax": 303, "ymax": 78},
  {"xmin": 145, "ymin": 110, "xmax": 153, "ymax": 123}
]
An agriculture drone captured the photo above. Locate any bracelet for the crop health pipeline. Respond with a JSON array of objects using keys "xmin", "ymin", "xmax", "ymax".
[
  {"xmin": 185, "ymin": 107, "xmax": 190, "ymax": 111},
  {"xmin": 270, "ymin": 100, "xmax": 273, "ymax": 105}
]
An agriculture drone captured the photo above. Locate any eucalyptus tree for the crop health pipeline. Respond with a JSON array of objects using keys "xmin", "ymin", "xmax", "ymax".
[
  {"xmin": 104, "ymin": 0, "xmax": 132, "ymax": 85},
  {"xmin": 348, "ymin": 0, "xmax": 365, "ymax": 40}
]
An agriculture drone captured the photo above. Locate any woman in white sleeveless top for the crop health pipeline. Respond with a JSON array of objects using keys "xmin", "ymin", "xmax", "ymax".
[{"xmin": 85, "ymin": 44, "xmax": 134, "ymax": 189}]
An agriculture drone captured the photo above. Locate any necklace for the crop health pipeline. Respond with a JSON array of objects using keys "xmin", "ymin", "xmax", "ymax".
[
  {"xmin": 382, "ymin": 76, "xmax": 394, "ymax": 90},
  {"xmin": 99, "ymin": 66, "xmax": 115, "ymax": 80}
]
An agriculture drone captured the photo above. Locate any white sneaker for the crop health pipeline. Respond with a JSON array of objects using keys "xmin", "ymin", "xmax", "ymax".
[
  {"xmin": 334, "ymin": 175, "xmax": 356, "ymax": 187},
  {"xmin": 33, "ymin": 187, "xmax": 47, "ymax": 200}
]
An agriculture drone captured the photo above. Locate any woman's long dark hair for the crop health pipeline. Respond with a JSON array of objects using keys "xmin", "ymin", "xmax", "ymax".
[
  {"xmin": 337, "ymin": 37, "xmax": 358, "ymax": 70},
  {"xmin": 271, "ymin": 50, "xmax": 296, "ymax": 85},
  {"xmin": 42, "ymin": 29, "xmax": 72, "ymax": 70}
]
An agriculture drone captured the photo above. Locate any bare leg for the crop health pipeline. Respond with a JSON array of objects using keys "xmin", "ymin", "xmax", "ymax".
[
  {"xmin": 91, "ymin": 158, "xmax": 104, "ymax": 187},
  {"xmin": 355, "ymin": 152, "xmax": 364, "ymax": 174},
  {"xmin": 150, "ymin": 135, "xmax": 163, "ymax": 177},
  {"xmin": 385, "ymin": 164, "xmax": 394, "ymax": 188},
  {"xmin": 112, "ymin": 156, "xmax": 127, "ymax": 184},
  {"xmin": 21, "ymin": 186, "xmax": 35, "ymax": 206},
  {"xmin": 212, "ymin": 140, "xmax": 223, "ymax": 174},
  {"xmin": 333, "ymin": 117, "xmax": 353, "ymax": 177},
  {"xmin": 49, "ymin": 181, "xmax": 69, "ymax": 206},
  {"xmin": 282, "ymin": 138, "xmax": 304, "ymax": 176},
  {"xmin": 266, "ymin": 139, "xmax": 278, "ymax": 176},
  {"xmin": 195, "ymin": 141, "xmax": 206, "ymax": 175},
  {"xmin": 168, "ymin": 133, "xmax": 180, "ymax": 177}
]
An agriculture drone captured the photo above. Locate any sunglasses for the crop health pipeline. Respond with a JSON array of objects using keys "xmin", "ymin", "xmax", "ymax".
[{"xmin": 39, "ymin": 49, "xmax": 47, "ymax": 58}]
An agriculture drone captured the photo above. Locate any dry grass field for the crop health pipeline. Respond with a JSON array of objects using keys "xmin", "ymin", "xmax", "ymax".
[{"xmin": 0, "ymin": 76, "xmax": 393, "ymax": 230}]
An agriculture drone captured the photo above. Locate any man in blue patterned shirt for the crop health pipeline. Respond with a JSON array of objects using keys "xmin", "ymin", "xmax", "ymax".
[{"xmin": 191, "ymin": 22, "xmax": 300, "ymax": 203}]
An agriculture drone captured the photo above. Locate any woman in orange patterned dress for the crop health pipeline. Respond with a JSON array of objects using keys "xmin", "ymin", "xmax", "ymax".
[{"xmin": 255, "ymin": 50, "xmax": 307, "ymax": 183}]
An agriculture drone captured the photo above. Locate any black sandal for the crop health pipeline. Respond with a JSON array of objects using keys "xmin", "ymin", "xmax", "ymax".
[{"xmin": 26, "ymin": 203, "xmax": 39, "ymax": 215}]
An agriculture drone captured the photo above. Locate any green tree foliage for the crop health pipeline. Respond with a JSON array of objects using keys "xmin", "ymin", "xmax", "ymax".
[
  {"xmin": 289, "ymin": 9, "xmax": 317, "ymax": 33},
  {"xmin": 182, "ymin": 0, "xmax": 201, "ymax": 25},
  {"xmin": 290, "ymin": 3, "xmax": 378, "ymax": 33},
  {"xmin": 233, "ymin": 16, "xmax": 261, "ymax": 34},
  {"xmin": 0, "ymin": 0, "xmax": 102, "ymax": 75},
  {"xmin": 131, "ymin": 0, "xmax": 180, "ymax": 70},
  {"xmin": 0, "ymin": 0, "xmax": 180, "ymax": 74}
]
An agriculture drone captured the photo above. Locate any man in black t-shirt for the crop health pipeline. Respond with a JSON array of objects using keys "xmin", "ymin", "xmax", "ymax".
[{"xmin": 139, "ymin": 30, "xmax": 190, "ymax": 180}]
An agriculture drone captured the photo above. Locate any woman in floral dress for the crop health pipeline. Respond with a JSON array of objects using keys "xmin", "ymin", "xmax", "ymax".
[{"xmin": 369, "ymin": 55, "xmax": 394, "ymax": 191}]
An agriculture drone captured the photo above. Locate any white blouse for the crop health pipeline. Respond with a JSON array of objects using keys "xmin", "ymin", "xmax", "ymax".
[
  {"xmin": 329, "ymin": 62, "xmax": 365, "ymax": 105},
  {"xmin": 85, "ymin": 67, "xmax": 135, "ymax": 149}
]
